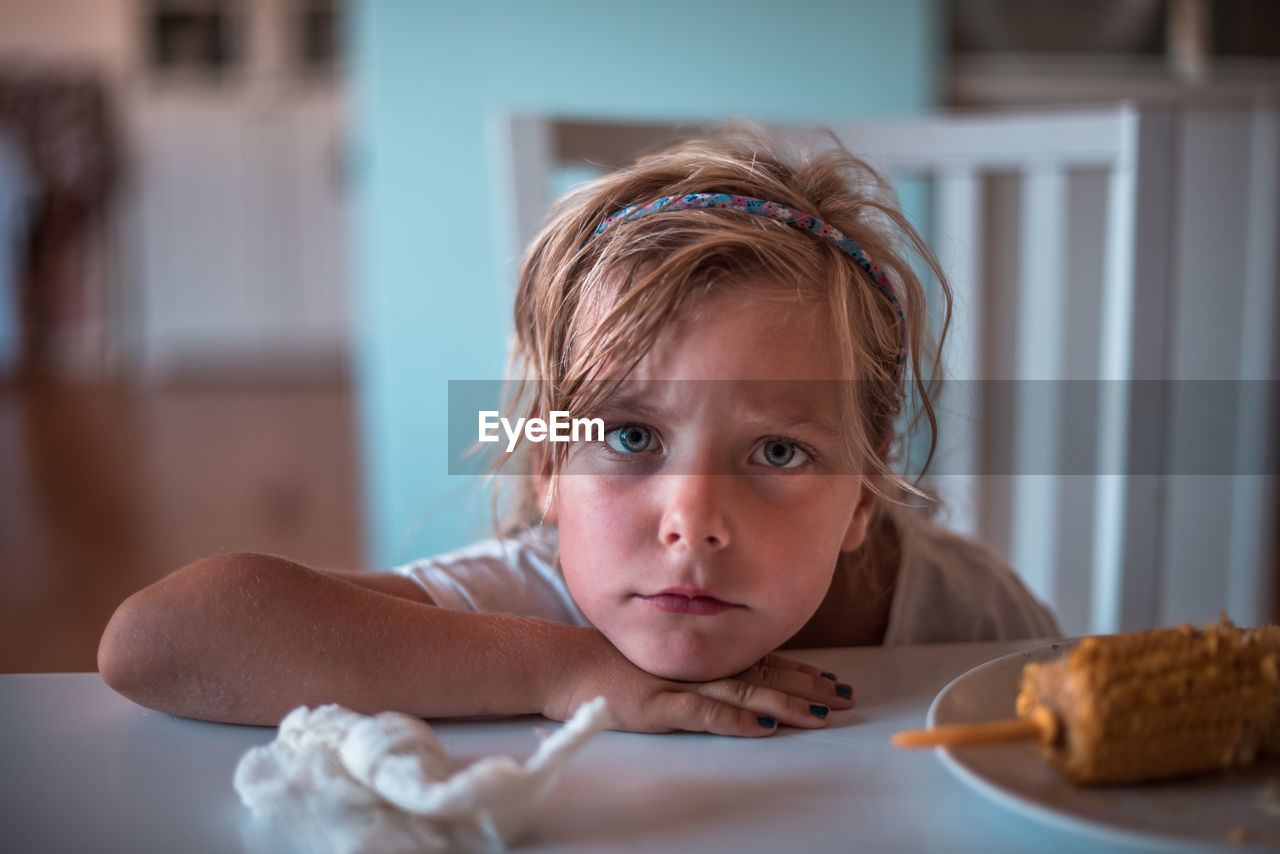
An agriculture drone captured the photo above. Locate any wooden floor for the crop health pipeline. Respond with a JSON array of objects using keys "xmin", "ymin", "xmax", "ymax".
[{"xmin": 0, "ymin": 380, "xmax": 363, "ymax": 673}]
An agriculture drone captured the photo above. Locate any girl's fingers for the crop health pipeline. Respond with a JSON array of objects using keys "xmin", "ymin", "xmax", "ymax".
[
  {"xmin": 610, "ymin": 653, "xmax": 857, "ymax": 738},
  {"xmin": 738, "ymin": 655, "xmax": 856, "ymax": 708},
  {"xmin": 649, "ymin": 690, "xmax": 784, "ymax": 738},
  {"xmin": 754, "ymin": 653, "xmax": 829, "ymax": 677},
  {"xmin": 691, "ymin": 679, "xmax": 834, "ymax": 731}
]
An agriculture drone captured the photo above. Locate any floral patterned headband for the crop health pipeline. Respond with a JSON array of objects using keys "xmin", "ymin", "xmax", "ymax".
[{"xmin": 594, "ymin": 193, "xmax": 906, "ymax": 371}]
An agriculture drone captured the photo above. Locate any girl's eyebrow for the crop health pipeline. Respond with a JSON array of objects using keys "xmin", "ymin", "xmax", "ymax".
[
  {"xmin": 597, "ymin": 390, "xmax": 841, "ymax": 441},
  {"xmin": 595, "ymin": 391, "xmax": 665, "ymax": 421},
  {"xmin": 760, "ymin": 412, "xmax": 842, "ymax": 442}
]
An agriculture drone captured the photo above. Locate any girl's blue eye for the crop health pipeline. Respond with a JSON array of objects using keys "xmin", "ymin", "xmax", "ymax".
[
  {"xmin": 604, "ymin": 425, "xmax": 654, "ymax": 454},
  {"xmin": 752, "ymin": 439, "xmax": 809, "ymax": 469}
]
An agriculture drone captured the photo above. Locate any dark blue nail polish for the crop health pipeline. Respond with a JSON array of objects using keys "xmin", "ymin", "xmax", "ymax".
[
  {"xmin": 835, "ymin": 683, "xmax": 853, "ymax": 700},
  {"xmin": 757, "ymin": 715, "xmax": 776, "ymax": 728},
  {"xmin": 809, "ymin": 704, "xmax": 829, "ymax": 719},
  {"xmin": 820, "ymin": 672, "xmax": 837, "ymax": 681}
]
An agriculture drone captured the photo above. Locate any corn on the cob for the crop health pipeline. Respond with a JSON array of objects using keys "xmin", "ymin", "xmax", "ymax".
[
  {"xmin": 1015, "ymin": 621, "xmax": 1278, "ymax": 785},
  {"xmin": 1254, "ymin": 624, "xmax": 1280, "ymax": 756},
  {"xmin": 892, "ymin": 618, "xmax": 1280, "ymax": 786}
]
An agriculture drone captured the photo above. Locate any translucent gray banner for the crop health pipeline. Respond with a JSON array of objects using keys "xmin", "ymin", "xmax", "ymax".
[{"xmin": 447, "ymin": 380, "xmax": 1277, "ymax": 476}]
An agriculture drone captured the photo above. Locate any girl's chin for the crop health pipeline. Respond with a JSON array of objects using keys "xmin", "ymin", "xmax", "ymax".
[{"xmin": 620, "ymin": 639, "xmax": 765, "ymax": 682}]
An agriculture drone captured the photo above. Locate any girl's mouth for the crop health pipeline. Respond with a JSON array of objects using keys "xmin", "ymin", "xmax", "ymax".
[{"xmin": 639, "ymin": 590, "xmax": 741, "ymax": 616}]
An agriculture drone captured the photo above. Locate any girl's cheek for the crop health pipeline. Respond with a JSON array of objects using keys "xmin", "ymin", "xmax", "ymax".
[{"xmin": 563, "ymin": 477, "xmax": 650, "ymax": 542}]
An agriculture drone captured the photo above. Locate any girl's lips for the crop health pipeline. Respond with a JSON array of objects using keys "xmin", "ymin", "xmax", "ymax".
[{"xmin": 639, "ymin": 591, "xmax": 741, "ymax": 616}]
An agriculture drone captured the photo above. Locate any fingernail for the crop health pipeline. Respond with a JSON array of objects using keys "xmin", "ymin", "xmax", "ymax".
[
  {"xmin": 835, "ymin": 683, "xmax": 853, "ymax": 700},
  {"xmin": 757, "ymin": 715, "xmax": 776, "ymax": 729},
  {"xmin": 809, "ymin": 704, "xmax": 829, "ymax": 719},
  {"xmin": 820, "ymin": 672, "xmax": 837, "ymax": 681}
]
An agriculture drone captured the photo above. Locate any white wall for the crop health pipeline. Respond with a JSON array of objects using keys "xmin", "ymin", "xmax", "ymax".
[{"xmin": 0, "ymin": 0, "xmax": 350, "ymax": 380}]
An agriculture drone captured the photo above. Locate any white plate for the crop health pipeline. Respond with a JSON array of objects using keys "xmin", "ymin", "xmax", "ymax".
[{"xmin": 928, "ymin": 640, "xmax": 1280, "ymax": 852}]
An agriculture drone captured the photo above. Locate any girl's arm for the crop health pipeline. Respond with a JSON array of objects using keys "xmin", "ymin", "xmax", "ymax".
[{"xmin": 97, "ymin": 552, "xmax": 852, "ymax": 733}]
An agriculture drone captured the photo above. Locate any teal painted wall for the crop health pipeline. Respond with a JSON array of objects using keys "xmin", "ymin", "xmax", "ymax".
[{"xmin": 348, "ymin": 0, "xmax": 940, "ymax": 568}]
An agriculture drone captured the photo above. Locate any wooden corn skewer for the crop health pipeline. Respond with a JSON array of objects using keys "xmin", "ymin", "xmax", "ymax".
[{"xmin": 893, "ymin": 706, "xmax": 1056, "ymax": 750}]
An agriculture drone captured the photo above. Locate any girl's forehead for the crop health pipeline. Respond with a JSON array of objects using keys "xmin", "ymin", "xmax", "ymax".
[{"xmin": 626, "ymin": 288, "xmax": 844, "ymax": 383}]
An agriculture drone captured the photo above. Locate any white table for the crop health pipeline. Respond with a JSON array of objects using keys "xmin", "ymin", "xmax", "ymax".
[{"xmin": 0, "ymin": 641, "xmax": 1173, "ymax": 853}]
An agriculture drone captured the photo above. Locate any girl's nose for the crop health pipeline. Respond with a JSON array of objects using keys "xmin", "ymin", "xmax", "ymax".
[{"xmin": 657, "ymin": 474, "xmax": 732, "ymax": 551}]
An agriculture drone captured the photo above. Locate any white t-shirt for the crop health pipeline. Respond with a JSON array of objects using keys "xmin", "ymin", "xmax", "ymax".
[
  {"xmin": 394, "ymin": 508, "xmax": 1060, "ymax": 644},
  {"xmin": 880, "ymin": 506, "xmax": 1060, "ymax": 643}
]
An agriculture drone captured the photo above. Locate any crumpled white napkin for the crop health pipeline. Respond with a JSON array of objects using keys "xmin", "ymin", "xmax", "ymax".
[{"xmin": 233, "ymin": 698, "xmax": 611, "ymax": 853}]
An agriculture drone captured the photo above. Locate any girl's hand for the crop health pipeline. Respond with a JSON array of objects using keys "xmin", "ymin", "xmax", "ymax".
[{"xmin": 542, "ymin": 629, "xmax": 855, "ymax": 736}]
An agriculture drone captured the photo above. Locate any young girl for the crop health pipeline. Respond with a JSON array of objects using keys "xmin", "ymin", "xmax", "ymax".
[{"xmin": 98, "ymin": 126, "xmax": 1057, "ymax": 735}]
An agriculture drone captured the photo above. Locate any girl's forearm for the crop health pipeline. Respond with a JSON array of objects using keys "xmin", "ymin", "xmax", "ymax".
[{"xmin": 97, "ymin": 552, "xmax": 591, "ymax": 725}]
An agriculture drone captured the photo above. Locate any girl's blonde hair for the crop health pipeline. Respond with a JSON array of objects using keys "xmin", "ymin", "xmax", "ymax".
[{"xmin": 499, "ymin": 123, "xmax": 950, "ymax": 531}]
